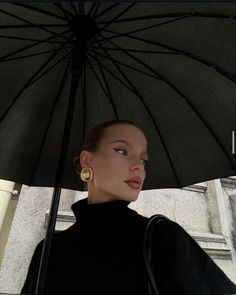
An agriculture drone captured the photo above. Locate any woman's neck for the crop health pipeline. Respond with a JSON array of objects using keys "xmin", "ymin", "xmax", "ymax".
[{"xmin": 87, "ymin": 187, "xmax": 126, "ymax": 204}]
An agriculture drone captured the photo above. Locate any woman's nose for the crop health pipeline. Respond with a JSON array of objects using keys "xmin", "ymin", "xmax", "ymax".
[{"xmin": 130, "ymin": 159, "xmax": 144, "ymax": 172}]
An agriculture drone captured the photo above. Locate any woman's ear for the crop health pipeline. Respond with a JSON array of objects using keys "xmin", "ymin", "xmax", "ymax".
[{"xmin": 79, "ymin": 151, "xmax": 92, "ymax": 169}]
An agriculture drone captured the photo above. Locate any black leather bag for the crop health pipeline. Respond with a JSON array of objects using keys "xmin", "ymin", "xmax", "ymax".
[{"xmin": 143, "ymin": 214, "xmax": 170, "ymax": 295}]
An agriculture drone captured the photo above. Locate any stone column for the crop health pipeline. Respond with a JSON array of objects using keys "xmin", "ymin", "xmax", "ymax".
[
  {"xmin": 206, "ymin": 179, "xmax": 236, "ymax": 271},
  {"xmin": 0, "ymin": 180, "xmax": 16, "ymax": 232},
  {"xmin": 229, "ymin": 194, "xmax": 236, "ymax": 249}
]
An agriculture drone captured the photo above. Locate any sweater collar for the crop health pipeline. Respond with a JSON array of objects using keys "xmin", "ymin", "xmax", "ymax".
[{"xmin": 71, "ymin": 197, "xmax": 131, "ymax": 224}]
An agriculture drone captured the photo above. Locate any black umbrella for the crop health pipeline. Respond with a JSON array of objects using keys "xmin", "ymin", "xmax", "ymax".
[{"xmin": 0, "ymin": 2, "xmax": 236, "ymax": 294}]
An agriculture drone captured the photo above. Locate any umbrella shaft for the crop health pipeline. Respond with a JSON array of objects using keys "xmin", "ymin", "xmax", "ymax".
[
  {"xmin": 35, "ymin": 50, "xmax": 83, "ymax": 294},
  {"xmin": 71, "ymin": 45, "xmax": 85, "ymax": 86}
]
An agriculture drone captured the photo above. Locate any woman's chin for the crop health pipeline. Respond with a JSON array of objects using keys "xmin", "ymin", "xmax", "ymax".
[{"xmin": 120, "ymin": 192, "xmax": 139, "ymax": 203}]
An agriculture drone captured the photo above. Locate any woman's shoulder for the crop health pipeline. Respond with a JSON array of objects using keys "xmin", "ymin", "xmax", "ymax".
[
  {"xmin": 145, "ymin": 214, "xmax": 200, "ymax": 256},
  {"xmin": 149, "ymin": 216, "xmax": 236, "ymax": 294},
  {"xmin": 34, "ymin": 223, "xmax": 79, "ymax": 253},
  {"xmin": 147, "ymin": 213, "xmax": 188, "ymax": 232}
]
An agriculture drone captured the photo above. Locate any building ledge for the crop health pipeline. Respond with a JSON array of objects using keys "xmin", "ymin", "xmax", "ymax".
[
  {"xmin": 232, "ymin": 231, "xmax": 236, "ymax": 249},
  {"xmin": 182, "ymin": 183, "xmax": 207, "ymax": 193},
  {"xmin": 221, "ymin": 177, "xmax": 236, "ymax": 189},
  {"xmin": 45, "ymin": 210, "xmax": 75, "ymax": 232},
  {"xmin": 189, "ymin": 231, "xmax": 232, "ymax": 260}
]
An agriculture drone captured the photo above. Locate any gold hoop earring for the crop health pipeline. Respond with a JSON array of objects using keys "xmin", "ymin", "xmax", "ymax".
[{"xmin": 80, "ymin": 167, "xmax": 93, "ymax": 182}]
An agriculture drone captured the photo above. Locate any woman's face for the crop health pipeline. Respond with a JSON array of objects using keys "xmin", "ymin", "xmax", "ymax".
[{"xmin": 80, "ymin": 124, "xmax": 148, "ymax": 203}]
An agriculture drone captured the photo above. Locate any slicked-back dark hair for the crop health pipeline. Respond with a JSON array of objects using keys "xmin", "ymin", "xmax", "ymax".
[{"xmin": 74, "ymin": 120, "xmax": 144, "ymax": 172}]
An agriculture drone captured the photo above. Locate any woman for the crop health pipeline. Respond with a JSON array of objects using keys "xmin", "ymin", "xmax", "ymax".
[{"xmin": 21, "ymin": 120, "xmax": 236, "ymax": 295}]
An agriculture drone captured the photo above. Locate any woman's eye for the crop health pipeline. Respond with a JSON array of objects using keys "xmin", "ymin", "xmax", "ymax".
[
  {"xmin": 114, "ymin": 148, "xmax": 127, "ymax": 155},
  {"xmin": 141, "ymin": 159, "xmax": 148, "ymax": 165}
]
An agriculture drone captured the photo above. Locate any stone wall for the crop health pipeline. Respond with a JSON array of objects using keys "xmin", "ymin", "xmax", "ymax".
[{"xmin": 0, "ymin": 178, "xmax": 236, "ymax": 294}]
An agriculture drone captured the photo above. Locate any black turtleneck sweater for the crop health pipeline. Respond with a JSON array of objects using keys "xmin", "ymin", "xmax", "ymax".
[{"xmin": 21, "ymin": 198, "xmax": 236, "ymax": 295}]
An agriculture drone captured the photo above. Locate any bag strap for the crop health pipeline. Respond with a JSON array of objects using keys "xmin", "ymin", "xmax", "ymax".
[{"xmin": 143, "ymin": 214, "xmax": 170, "ymax": 295}]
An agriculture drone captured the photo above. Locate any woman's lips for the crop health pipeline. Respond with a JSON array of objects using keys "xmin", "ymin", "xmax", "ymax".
[{"xmin": 125, "ymin": 181, "xmax": 142, "ymax": 189}]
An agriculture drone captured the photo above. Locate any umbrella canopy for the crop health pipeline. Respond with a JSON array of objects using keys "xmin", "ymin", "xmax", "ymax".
[
  {"xmin": 0, "ymin": 2, "xmax": 236, "ymax": 190},
  {"xmin": 1, "ymin": 3, "xmax": 236, "ymax": 294}
]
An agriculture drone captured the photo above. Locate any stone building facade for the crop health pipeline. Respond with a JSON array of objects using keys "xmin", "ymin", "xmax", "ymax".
[{"xmin": 0, "ymin": 177, "xmax": 236, "ymax": 294}]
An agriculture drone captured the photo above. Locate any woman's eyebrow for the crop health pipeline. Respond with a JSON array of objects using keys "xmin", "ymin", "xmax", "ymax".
[
  {"xmin": 111, "ymin": 140, "xmax": 148, "ymax": 156},
  {"xmin": 112, "ymin": 139, "xmax": 129, "ymax": 145}
]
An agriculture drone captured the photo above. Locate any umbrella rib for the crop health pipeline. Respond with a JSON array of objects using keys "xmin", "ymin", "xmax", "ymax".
[
  {"xmin": 89, "ymin": 39, "xmax": 151, "ymax": 97},
  {"xmin": 93, "ymin": 46, "xmax": 176, "ymax": 54},
  {"xmin": 192, "ymin": 11, "xmax": 236, "ymax": 19},
  {"xmin": 94, "ymin": 3, "xmax": 120, "ymax": 20},
  {"xmin": 78, "ymin": 3, "xmax": 82, "ymax": 14},
  {"xmin": 87, "ymin": 51, "xmax": 144, "ymax": 105},
  {"xmin": 13, "ymin": 3, "xmax": 67, "ymax": 21},
  {"xmin": 79, "ymin": 3, "xmax": 85, "ymax": 15},
  {"xmin": 86, "ymin": 55, "xmax": 117, "ymax": 113},
  {"xmin": 99, "ymin": 35, "xmax": 162, "ymax": 80},
  {"xmin": 105, "ymin": 37, "xmax": 236, "ymax": 171},
  {"xmin": 0, "ymin": 49, "xmax": 61, "ymax": 125},
  {"xmin": 97, "ymin": 3, "xmax": 136, "ymax": 33},
  {"xmin": 97, "ymin": 45, "xmax": 182, "ymax": 186},
  {"xmin": 90, "ymin": 44, "xmax": 119, "ymax": 119},
  {"xmin": 86, "ymin": 57, "xmax": 109, "ymax": 98},
  {"xmin": 102, "ymin": 29, "xmax": 236, "ymax": 84},
  {"xmin": 0, "ymin": 29, "xmax": 71, "ymax": 61},
  {"xmin": 88, "ymin": 3, "xmax": 96, "ymax": 16},
  {"xmin": 28, "ymin": 50, "xmax": 72, "ymax": 87},
  {"xmin": 98, "ymin": 12, "xmax": 191, "ymax": 23},
  {"xmin": 0, "ymin": 46, "xmax": 72, "ymax": 63},
  {"xmin": 92, "ymin": 4, "xmax": 101, "ymax": 18},
  {"xmin": 71, "ymin": 3, "xmax": 79, "ymax": 16},
  {"xmin": 28, "ymin": 57, "xmax": 72, "ymax": 185},
  {"xmin": 0, "ymin": 7, "xmax": 71, "ymax": 42},
  {"xmin": 160, "ymin": 38, "xmax": 236, "ymax": 84},
  {"xmin": 0, "ymin": 34, "xmax": 66, "ymax": 44},
  {"xmin": 0, "ymin": 24, "xmax": 68, "ymax": 29},
  {"xmin": 91, "ymin": 48, "xmax": 159, "ymax": 80},
  {"xmin": 54, "ymin": 3, "xmax": 73, "ymax": 18},
  {"xmin": 97, "ymin": 14, "xmax": 192, "ymax": 36},
  {"xmin": 98, "ymin": 12, "xmax": 236, "ymax": 24}
]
